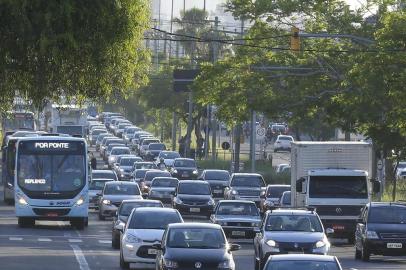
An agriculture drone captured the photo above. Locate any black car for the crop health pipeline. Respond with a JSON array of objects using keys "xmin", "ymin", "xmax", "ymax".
[
  {"xmin": 355, "ymin": 202, "xmax": 406, "ymax": 261},
  {"xmin": 172, "ymin": 180, "xmax": 215, "ymax": 218},
  {"xmin": 170, "ymin": 158, "xmax": 199, "ymax": 180},
  {"xmin": 199, "ymin": 170, "xmax": 230, "ymax": 198},
  {"xmin": 154, "ymin": 223, "xmax": 240, "ymax": 270},
  {"xmin": 111, "ymin": 199, "xmax": 163, "ymax": 249}
]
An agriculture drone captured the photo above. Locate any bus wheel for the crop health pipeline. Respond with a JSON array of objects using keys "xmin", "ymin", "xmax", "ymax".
[{"xmin": 18, "ymin": 217, "xmax": 35, "ymax": 228}]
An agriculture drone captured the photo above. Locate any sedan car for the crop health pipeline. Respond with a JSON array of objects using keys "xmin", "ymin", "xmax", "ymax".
[
  {"xmin": 120, "ymin": 208, "xmax": 184, "ymax": 269},
  {"xmin": 112, "ymin": 199, "xmax": 163, "ymax": 249},
  {"xmin": 169, "ymin": 158, "xmax": 199, "ymax": 180},
  {"xmin": 260, "ymin": 185, "xmax": 291, "ymax": 213},
  {"xmin": 172, "ymin": 180, "xmax": 215, "ymax": 218},
  {"xmin": 273, "ymin": 135, "xmax": 294, "ymax": 152},
  {"xmin": 91, "ymin": 169, "xmax": 118, "ymax": 181},
  {"xmin": 199, "ymin": 169, "xmax": 230, "ymax": 198},
  {"xmin": 355, "ymin": 202, "xmax": 406, "ymax": 261},
  {"xmin": 98, "ymin": 181, "xmax": 143, "ymax": 220},
  {"xmin": 148, "ymin": 177, "xmax": 179, "ymax": 204},
  {"xmin": 89, "ymin": 178, "xmax": 114, "ymax": 209},
  {"xmin": 211, "ymin": 200, "xmax": 261, "ymax": 239},
  {"xmin": 154, "ymin": 223, "xmax": 240, "ymax": 270},
  {"xmin": 224, "ymin": 173, "xmax": 266, "ymax": 207},
  {"xmin": 263, "ymin": 255, "xmax": 342, "ymax": 270},
  {"xmin": 254, "ymin": 209, "xmax": 332, "ymax": 270}
]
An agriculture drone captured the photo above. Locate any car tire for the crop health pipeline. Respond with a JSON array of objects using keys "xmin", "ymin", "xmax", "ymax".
[
  {"xmin": 112, "ymin": 233, "xmax": 120, "ymax": 249},
  {"xmin": 18, "ymin": 217, "xmax": 35, "ymax": 228},
  {"xmin": 254, "ymin": 258, "xmax": 260, "ymax": 270},
  {"xmin": 355, "ymin": 246, "xmax": 362, "ymax": 260},
  {"xmin": 120, "ymin": 250, "xmax": 130, "ymax": 269},
  {"xmin": 361, "ymin": 244, "xmax": 370, "ymax": 261},
  {"xmin": 98, "ymin": 212, "xmax": 106, "ymax": 221},
  {"xmin": 71, "ymin": 218, "xmax": 85, "ymax": 230}
]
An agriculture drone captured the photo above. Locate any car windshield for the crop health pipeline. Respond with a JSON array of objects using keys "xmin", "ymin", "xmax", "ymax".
[
  {"xmin": 231, "ymin": 176, "xmax": 264, "ymax": 187},
  {"xmin": 145, "ymin": 171, "xmax": 171, "ymax": 182},
  {"xmin": 152, "ymin": 178, "xmax": 178, "ymax": 187},
  {"xmin": 120, "ymin": 158, "xmax": 140, "ymax": 166},
  {"xmin": 216, "ymin": 202, "xmax": 259, "ymax": 216},
  {"xmin": 159, "ymin": 152, "xmax": 180, "ymax": 159},
  {"xmin": 167, "ymin": 228, "xmax": 225, "ymax": 249},
  {"xmin": 309, "ymin": 176, "xmax": 367, "ymax": 199},
  {"xmin": 204, "ymin": 171, "xmax": 230, "ymax": 181},
  {"xmin": 111, "ymin": 148, "xmax": 130, "ymax": 155},
  {"xmin": 267, "ymin": 186, "xmax": 290, "ymax": 198},
  {"xmin": 134, "ymin": 163, "xmax": 157, "ymax": 169},
  {"xmin": 92, "ymin": 171, "xmax": 115, "ymax": 180},
  {"xmin": 89, "ymin": 180, "xmax": 108, "ymax": 190},
  {"xmin": 278, "ymin": 136, "xmax": 293, "ymax": 141},
  {"xmin": 368, "ymin": 206, "xmax": 406, "ymax": 224},
  {"xmin": 119, "ymin": 202, "xmax": 163, "ymax": 216},
  {"xmin": 178, "ymin": 183, "xmax": 210, "ymax": 195},
  {"xmin": 128, "ymin": 211, "xmax": 181, "ymax": 230},
  {"xmin": 266, "ymin": 261, "xmax": 339, "ymax": 270},
  {"xmin": 174, "ymin": 159, "xmax": 196, "ymax": 168},
  {"xmin": 266, "ymin": 215, "xmax": 323, "ymax": 232},
  {"xmin": 104, "ymin": 184, "xmax": 140, "ymax": 195},
  {"xmin": 149, "ymin": 143, "xmax": 166, "ymax": 150}
]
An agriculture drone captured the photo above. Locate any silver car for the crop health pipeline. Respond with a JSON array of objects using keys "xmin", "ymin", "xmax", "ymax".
[
  {"xmin": 98, "ymin": 181, "xmax": 142, "ymax": 220},
  {"xmin": 89, "ymin": 178, "xmax": 115, "ymax": 209}
]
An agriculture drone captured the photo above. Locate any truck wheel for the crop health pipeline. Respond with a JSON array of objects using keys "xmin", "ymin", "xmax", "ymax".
[{"xmin": 361, "ymin": 244, "xmax": 370, "ymax": 261}]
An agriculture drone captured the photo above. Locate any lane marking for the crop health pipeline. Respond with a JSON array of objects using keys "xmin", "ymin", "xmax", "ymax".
[
  {"xmin": 71, "ymin": 244, "xmax": 91, "ymax": 270},
  {"xmin": 98, "ymin": 240, "xmax": 112, "ymax": 244},
  {"xmin": 69, "ymin": 239, "xmax": 83, "ymax": 243},
  {"xmin": 38, "ymin": 238, "xmax": 52, "ymax": 242},
  {"xmin": 9, "ymin": 237, "xmax": 23, "ymax": 241}
]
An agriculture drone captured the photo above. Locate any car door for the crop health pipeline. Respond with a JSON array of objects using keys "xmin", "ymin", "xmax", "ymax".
[
  {"xmin": 254, "ymin": 215, "xmax": 266, "ymax": 260},
  {"xmin": 355, "ymin": 205, "xmax": 368, "ymax": 249}
]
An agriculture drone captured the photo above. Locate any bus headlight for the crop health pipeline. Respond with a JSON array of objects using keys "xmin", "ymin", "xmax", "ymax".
[
  {"xmin": 18, "ymin": 197, "xmax": 29, "ymax": 206},
  {"xmin": 75, "ymin": 197, "xmax": 85, "ymax": 206}
]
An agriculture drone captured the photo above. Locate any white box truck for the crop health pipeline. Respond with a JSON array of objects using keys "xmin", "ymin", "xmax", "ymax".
[{"xmin": 291, "ymin": 141, "xmax": 380, "ymax": 242}]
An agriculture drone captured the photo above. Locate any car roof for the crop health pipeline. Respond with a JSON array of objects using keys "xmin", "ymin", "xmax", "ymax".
[
  {"xmin": 92, "ymin": 170, "xmax": 115, "ymax": 174},
  {"xmin": 121, "ymin": 199, "xmax": 161, "ymax": 204},
  {"xmin": 203, "ymin": 169, "xmax": 229, "ymax": 173},
  {"xmin": 168, "ymin": 223, "xmax": 221, "ymax": 229},
  {"xmin": 111, "ymin": 146, "xmax": 130, "ymax": 150},
  {"xmin": 269, "ymin": 254, "xmax": 337, "ymax": 262},
  {"xmin": 231, "ymin": 173, "xmax": 262, "ymax": 177},
  {"xmin": 369, "ymin": 202, "xmax": 406, "ymax": 208},
  {"xmin": 266, "ymin": 184, "xmax": 290, "ymax": 188},
  {"xmin": 105, "ymin": 181, "xmax": 137, "ymax": 186},
  {"xmin": 91, "ymin": 178, "xmax": 114, "ymax": 182},
  {"xmin": 174, "ymin": 158, "xmax": 195, "ymax": 161},
  {"xmin": 152, "ymin": 177, "xmax": 178, "ymax": 181},
  {"xmin": 179, "ymin": 180, "xmax": 208, "ymax": 185},
  {"xmin": 217, "ymin": 200, "xmax": 257, "ymax": 205},
  {"xmin": 267, "ymin": 209, "xmax": 317, "ymax": 215},
  {"xmin": 134, "ymin": 207, "xmax": 177, "ymax": 213}
]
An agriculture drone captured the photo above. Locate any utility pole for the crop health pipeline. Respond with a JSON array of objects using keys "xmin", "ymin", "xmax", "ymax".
[
  {"xmin": 170, "ymin": 0, "xmax": 177, "ymax": 151},
  {"xmin": 211, "ymin": 16, "xmax": 219, "ymax": 162},
  {"xmin": 250, "ymin": 109, "xmax": 256, "ymax": 172}
]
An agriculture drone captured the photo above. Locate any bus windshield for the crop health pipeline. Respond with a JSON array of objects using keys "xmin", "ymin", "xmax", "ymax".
[{"xmin": 17, "ymin": 140, "xmax": 86, "ymax": 196}]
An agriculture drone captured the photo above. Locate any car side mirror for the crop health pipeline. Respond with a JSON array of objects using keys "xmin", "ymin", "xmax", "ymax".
[
  {"xmin": 152, "ymin": 243, "xmax": 162, "ymax": 250},
  {"xmin": 372, "ymin": 180, "xmax": 381, "ymax": 193},
  {"xmin": 296, "ymin": 177, "xmax": 305, "ymax": 193},
  {"xmin": 116, "ymin": 223, "xmax": 124, "ymax": 232},
  {"xmin": 229, "ymin": 243, "xmax": 241, "ymax": 252},
  {"xmin": 326, "ymin": 228, "xmax": 334, "ymax": 235}
]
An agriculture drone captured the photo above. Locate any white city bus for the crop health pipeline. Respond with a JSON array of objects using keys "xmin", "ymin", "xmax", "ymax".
[{"xmin": 14, "ymin": 136, "xmax": 89, "ymax": 229}]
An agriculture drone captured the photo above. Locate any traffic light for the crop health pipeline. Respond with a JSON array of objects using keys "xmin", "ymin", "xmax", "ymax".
[{"xmin": 290, "ymin": 26, "xmax": 300, "ymax": 53}]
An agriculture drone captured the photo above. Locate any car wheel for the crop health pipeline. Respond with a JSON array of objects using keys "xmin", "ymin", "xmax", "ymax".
[
  {"xmin": 361, "ymin": 244, "xmax": 370, "ymax": 261},
  {"xmin": 254, "ymin": 258, "xmax": 260, "ymax": 270},
  {"xmin": 355, "ymin": 246, "xmax": 362, "ymax": 260},
  {"xmin": 98, "ymin": 212, "xmax": 105, "ymax": 221},
  {"xmin": 112, "ymin": 233, "xmax": 120, "ymax": 249},
  {"xmin": 120, "ymin": 250, "xmax": 130, "ymax": 269}
]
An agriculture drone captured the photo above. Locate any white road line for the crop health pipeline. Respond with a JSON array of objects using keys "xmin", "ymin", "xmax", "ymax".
[
  {"xmin": 71, "ymin": 244, "xmax": 91, "ymax": 270},
  {"xmin": 69, "ymin": 239, "xmax": 83, "ymax": 243},
  {"xmin": 38, "ymin": 238, "xmax": 52, "ymax": 242},
  {"xmin": 98, "ymin": 240, "xmax": 112, "ymax": 244},
  {"xmin": 9, "ymin": 237, "xmax": 23, "ymax": 241}
]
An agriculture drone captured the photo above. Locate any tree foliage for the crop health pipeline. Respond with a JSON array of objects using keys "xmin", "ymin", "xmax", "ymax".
[{"xmin": 0, "ymin": 0, "xmax": 150, "ymax": 110}]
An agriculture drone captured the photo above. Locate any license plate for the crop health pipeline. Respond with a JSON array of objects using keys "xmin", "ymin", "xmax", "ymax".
[
  {"xmin": 148, "ymin": 249, "xmax": 158, "ymax": 255},
  {"xmin": 213, "ymin": 189, "xmax": 223, "ymax": 194},
  {"xmin": 46, "ymin": 212, "xmax": 58, "ymax": 217},
  {"xmin": 232, "ymin": 231, "xmax": 245, "ymax": 236},
  {"xmin": 190, "ymin": 208, "xmax": 200, "ymax": 212},
  {"xmin": 332, "ymin": 225, "xmax": 345, "ymax": 230},
  {"xmin": 387, "ymin": 243, "xmax": 402, "ymax": 249},
  {"xmin": 182, "ymin": 173, "xmax": 189, "ymax": 177}
]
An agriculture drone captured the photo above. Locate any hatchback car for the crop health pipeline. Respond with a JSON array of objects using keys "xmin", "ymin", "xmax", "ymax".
[
  {"xmin": 154, "ymin": 223, "xmax": 240, "ymax": 270},
  {"xmin": 263, "ymin": 254, "xmax": 342, "ymax": 270},
  {"xmin": 273, "ymin": 135, "xmax": 294, "ymax": 152},
  {"xmin": 112, "ymin": 199, "xmax": 163, "ymax": 249},
  {"xmin": 199, "ymin": 170, "xmax": 230, "ymax": 198},
  {"xmin": 254, "ymin": 209, "xmax": 332, "ymax": 270},
  {"xmin": 172, "ymin": 180, "xmax": 215, "ymax": 218},
  {"xmin": 148, "ymin": 177, "xmax": 179, "ymax": 204},
  {"xmin": 355, "ymin": 202, "xmax": 406, "ymax": 261},
  {"xmin": 98, "ymin": 181, "xmax": 142, "ymax": 220},
  {"xmin": 170, "ymin": 158, "xmax": 199, "ymax": 180},
  {"xmin": 211, "ymin": 200, "xmax": 261, "ymax": 238},
  {"xmin": 120, "ymin": 208, "xmax": 184, "ymax": 269}
]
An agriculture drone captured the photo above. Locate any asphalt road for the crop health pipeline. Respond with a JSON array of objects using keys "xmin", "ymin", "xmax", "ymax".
[{"xmin": 1, "ymin": 147, "xmax": 406, "ymax": 270}]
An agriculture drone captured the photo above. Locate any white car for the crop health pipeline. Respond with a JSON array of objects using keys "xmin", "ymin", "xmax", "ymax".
[
  {"xmin": 273, "ymin": 135, "xmax": 294, "ymax": 152},
  {"xmin": 397, "ymin": 168, "xmax": 406, "ymax": 181},
  {"xmin": 275, "ymin": 163, "xmax": 290, "ymax": 173},
  {"xmin": 120, "ymin": 207, "xmax": 183, "ymax": 269}
]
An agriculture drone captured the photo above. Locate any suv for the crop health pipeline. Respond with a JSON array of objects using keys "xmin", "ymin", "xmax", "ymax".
[
  {"xmin": 355, "ymin": 202, "xmax": 406, "ymax": 261},
  {"xmin": 254, "ymin": 209, "xmax": 332, "ymax": 270},
  {"xmin": 224, "ymin": 173, "xmax": 266, "ymax": 206}
]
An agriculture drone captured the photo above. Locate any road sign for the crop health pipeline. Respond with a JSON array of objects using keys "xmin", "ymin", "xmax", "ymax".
[
  {"xmin": 173, "ymin": 69, "xmax": 200, "ymax": 92},
  {"xmin": 257, "ymin": 127, "xmax": 265, "ymax": 137},
  {"xmin": 221, "ymin": 141, "xmax": 230, "ymax": 150}
]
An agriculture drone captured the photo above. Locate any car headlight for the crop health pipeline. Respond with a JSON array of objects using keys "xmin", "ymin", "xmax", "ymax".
[
  {"xmin": 125, "ymin": 234, "xmax": 142, "ymax": 243},
  {"xmin": 102, "ymin": 199, "xmax": 111, "ymax": 205},
  {"xmin": 18, "ymin": 196, "xmax": 29, "ymax": 206},
  {"xmin": 260, "ymin": 191, "xmax": 266, "ymax": 197},
  {"xmin": 192, "ymin": 170, "xmax": 198, "ymax": 174},
  {"xmin": 75, "ymin": 196, "xmax": 85, "ymax": 206},
  {"xmin": 366, "ymin": 231, "xmax": 379, "ymax": 239},
  {"xmin": 218, "ymin": 260, "xmax": 234, "ymax": 269},
  {"xmin": 174, "ymin": 197, "xmax": 183, "ymax": 204},
  {"xmin": 208, "ymin": 199, "xmax": 215, "ymax": 206},
  {"xmin": 173, "ymin": 169, "xmax": 178, "ymax": 174},
  {"xmin": 266, "ymin": 240, "xmax": 278, "ymax": 247},
  {"xmin": 314, "ymin": 240, "xmax": 327, "ymax": 249},
  {"xmin": 231, "ymin": 190, "xmax": 238, "ymax": 195},
  {"xmin": 164, "ymin": 259, "xmax": 178, "ymax": 268}
]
